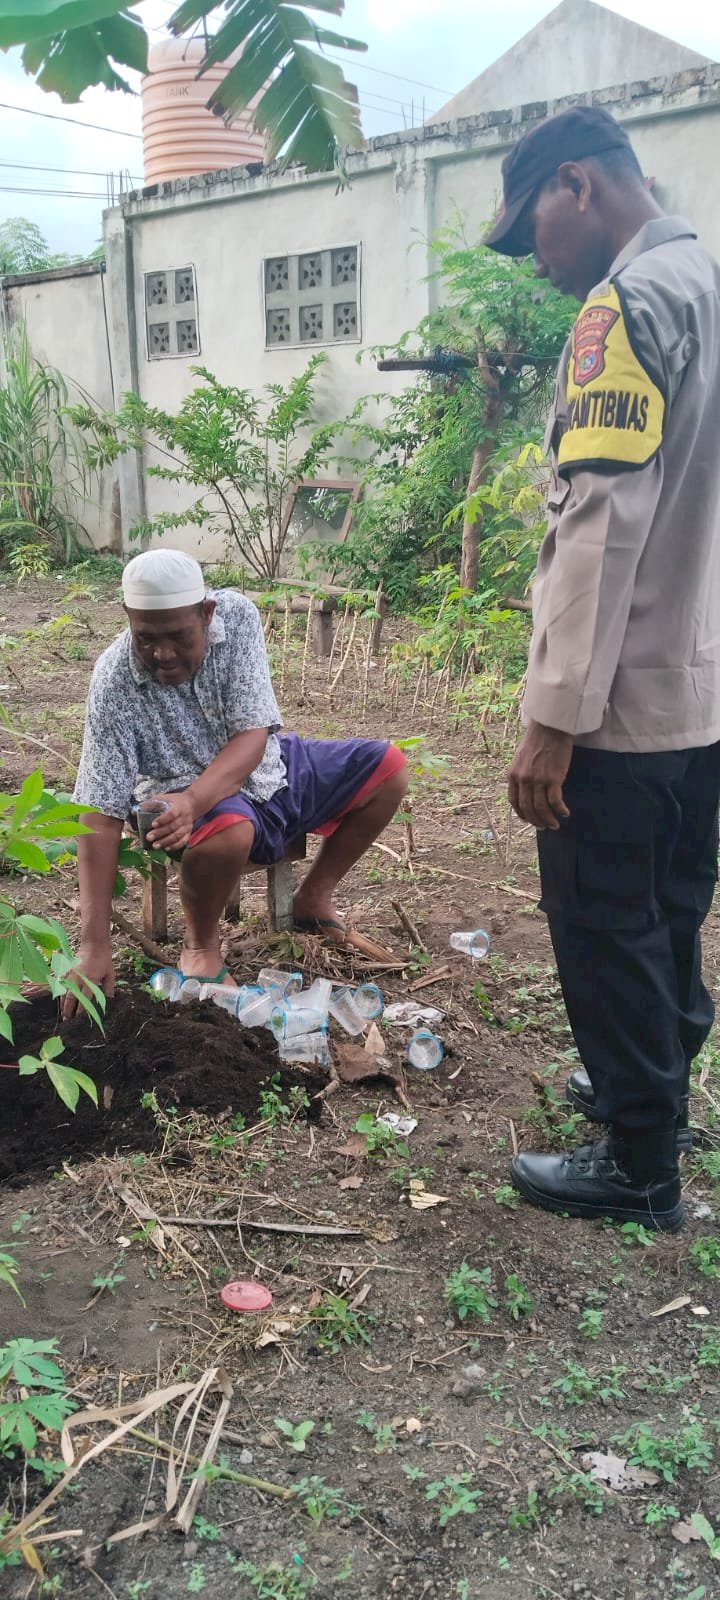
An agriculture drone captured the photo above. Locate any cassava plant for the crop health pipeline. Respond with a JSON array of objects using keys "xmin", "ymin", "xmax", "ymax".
[{"xmin": 71, "ymin": 356, "xmax": 338, "ymax": 581}]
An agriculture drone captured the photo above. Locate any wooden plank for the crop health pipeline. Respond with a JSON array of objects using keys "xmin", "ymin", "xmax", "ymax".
[
  {"xmin": 311, "ymin": 601, "xmax": 334, "ymax": 658},
  {"xmin": 142, "ymin": 858, "xmax": 168, "ymax": 942}
]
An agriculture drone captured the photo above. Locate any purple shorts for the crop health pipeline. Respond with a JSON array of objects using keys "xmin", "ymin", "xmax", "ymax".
[{"xmin": 188, "ymin": 733, "xmax": 406, "ymax": 866}]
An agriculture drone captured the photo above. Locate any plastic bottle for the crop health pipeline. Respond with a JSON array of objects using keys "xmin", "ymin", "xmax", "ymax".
[
  {"xmin": 270, "ymin": 1004, "xmax": 326, "ymax": 1041},
  {"xmin": 353, "ymin": 982, "xmax": 383, "ymax": 1021},
  {"xmin": 149, "ymin": 967, "xmax": 183, "ymax": 1001},
  {"xmin": 406, "ymin": 1028, "xmax": 445, "ymax": 1071},
  {"xmin": 328, "ymin": 985, "xmax": 366, "ymax": 1036},
  {"xmin": 449, "ymin": 928, "xmax": 491, "ymax": 960},
  {"xmin": 278, "ymin": 1030, "xmax": 330, "ymax": 1067},
  {"xmin": 257, "ymin": 967, "xmax": 304, "ymax": 998}
]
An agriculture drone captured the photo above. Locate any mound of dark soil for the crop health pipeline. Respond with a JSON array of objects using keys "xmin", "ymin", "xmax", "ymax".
[{"xmin": 0, "ymin": 990, "xmax": 322, "ymax": 1183}]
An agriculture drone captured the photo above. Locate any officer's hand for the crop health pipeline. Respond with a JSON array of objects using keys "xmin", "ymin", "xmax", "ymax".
[
  {"xmin": 61, "ymin": 941, "xmax": 115, "ymax": 1020},
  {"xmin": 146, "ymin": 792, "xmax": 194, "ymax": 851},
  {"xmin": 507, "ymin": 722, "xmax": 573, "ymax": 831}
]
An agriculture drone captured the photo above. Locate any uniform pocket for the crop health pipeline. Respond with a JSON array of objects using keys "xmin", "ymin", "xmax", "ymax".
[{"xmin": 537, "ymin": 750, "xmax": 657, "ymax": 929}]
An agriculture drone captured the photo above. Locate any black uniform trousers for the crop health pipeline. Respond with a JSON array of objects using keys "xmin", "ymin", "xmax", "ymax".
[{"xmin": 537, "ymin": 743, "xmax": 720, "ymax": 1131}]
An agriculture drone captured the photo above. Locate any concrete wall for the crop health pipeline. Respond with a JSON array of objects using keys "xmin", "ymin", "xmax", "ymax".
[
  {"xmin": 0, "ymin": 263, "xmax": 120, "ymax": 553},
  {"xmin": 101, "ymin": 60, "xmax": 720, "ymax": 560}
]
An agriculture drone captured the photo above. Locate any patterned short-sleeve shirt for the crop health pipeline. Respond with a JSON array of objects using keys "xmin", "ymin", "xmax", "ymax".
[{"xmin": 73, "ymin": 590, "xmax": 286, "ymax": 819}]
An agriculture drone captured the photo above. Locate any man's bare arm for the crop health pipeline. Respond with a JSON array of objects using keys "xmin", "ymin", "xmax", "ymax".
[{"xmin": 62, "ymin": 813, "xmax": 123, "ymax": 1018}]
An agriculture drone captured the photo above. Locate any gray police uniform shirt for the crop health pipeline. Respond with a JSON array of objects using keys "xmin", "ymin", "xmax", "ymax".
[
  {"xmin": 73, "ymin": 590, "xmax": 286, "ymax": 819},
  {"xmin": 524, "ymin": 216, "xmax": 720, "ymax": 751}
]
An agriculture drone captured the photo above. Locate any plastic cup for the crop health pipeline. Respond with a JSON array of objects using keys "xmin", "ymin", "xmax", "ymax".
[
  {"xmin": 199, "ymin": 982, "xmax": 245, "ymax": 1013},
  {"xmin": 270, "ymin": 1004, "xmax": 326, "ymax": 1041},
  {"xmin": 257, "ymin": 967, "xmax": 304, "ymax": 998},
  {"xmin": 407, "ymin": 1028, "xmax": 445, "ymax": 1071},
  {"xmin": 236, "ymin": 987, "xmax": 273, "ymax": 1027},
  {"xmin": 449, "ymin": 928, "xmax": 491, "ymax": 960},
  {"xmin": 149, "ymin": 967, "xmax": 183, "ymax": 1001},
  {"xmin": 178, "ymin": 978, "xmax": 202, "ymax": 1004},
  {"xmin": 134, "ymin": 799, "xmax": 171, "ymax": 849},
  {"xmin": 290, "ymin": 978, "xmax": 332, "ymax": 1019},
  {"xmin": 328, "ymin": 985, "xmax": 366, "ymax": 1036},
  {"xmin": 353, "ymin": 982, "xmax": 383, "ymax": 1021},
  {"xmin": 278, "ymin": 1031, "xmax": 330, "ymax": 1067}
]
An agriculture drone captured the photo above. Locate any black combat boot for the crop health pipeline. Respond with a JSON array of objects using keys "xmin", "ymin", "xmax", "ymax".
[
  {"xmin": 511, "ymin": 1124, "xmax": 685, "ymax": 1232},
  {"xmin": 564, "ymin": 1066, "xmax": 692, "ymax": 1153}
]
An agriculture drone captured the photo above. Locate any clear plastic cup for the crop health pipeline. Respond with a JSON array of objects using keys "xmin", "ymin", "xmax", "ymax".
[
  {"xmin": 278, "ymin": 1030, "xmax": 330, "ymax": 1067},
  {"xmin": 290, "ymin": 978, "xmax": 332, "ymax": 1020},
  {"xmin": 270, "ymin": 1004, "xmax": 326, "ymax": 1041},
  {"xmin": 328, "ymin": 985, "xmax": 366, "ymax": 1036},
  {"xmin": 257, "ymin": 967, "xmax": 304, "ymax": 998},
  {"xmin": 353, "ymin": 982, "xmax": 383, "ymax": 1021},
  {"xmin": 149, "ymin": 967, "xmax": 183, "ymax": 1001},
  {"xmin": 199, "ymin": 982, "xmax": 246, "ymax": 1013},
  {"xmin": 407, "ymin": 1028, "xmax": 445, "ymax": 1071},
  {"xmin": 178, "ymin": 978, "xmax": 202, "ymax": 1004},
  {"xmin": 236, "ymin": 987, "xmax": 272, "ymax": 1027},
  {"xmin": 449, "ymin": 928, "xmax": 491, "ymax": 960},
  {"xmin": 133, "ymin": 798, "xmax": 171, "ymax": 849}
]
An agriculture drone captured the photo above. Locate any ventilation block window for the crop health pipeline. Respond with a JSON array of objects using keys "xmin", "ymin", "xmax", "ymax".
[
  {"xmin": 145, "ymin": 265, "xmax": 200, "ymax": 360},
  {"xmin": 264, "ymin": 245, "xmax": 361, "ymax": 349}
]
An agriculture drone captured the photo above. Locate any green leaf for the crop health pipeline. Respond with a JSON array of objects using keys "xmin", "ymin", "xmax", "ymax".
[
  {"xmin": 11, "ymin": 767, "xmax": 44, "ymax": 825},
  {"xmin": 6, "ymin": 840, "xmax": 51, "ymax": 874},
  {"xmin": 18, "ymin": 1055, "xmax": 42, "ymax": 1077},
  {"xmin": 46, "ymin": 1060, "xmax": 98, "ymax": 1112},
  {"xmin": 0, "ymin": 2, "xmax": 133, "ymax": 47}
]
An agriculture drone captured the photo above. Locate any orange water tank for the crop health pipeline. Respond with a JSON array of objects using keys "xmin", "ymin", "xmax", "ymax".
[{"xmin": 141, "ymin": 37, "xmax": 265, "ymax": 185}]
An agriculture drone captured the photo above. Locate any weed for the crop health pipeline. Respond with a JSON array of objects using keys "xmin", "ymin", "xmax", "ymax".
[
  {"xmin": 0, "ymin": 1338, "xmax": 74, "ymax": 1457},
  {"xmin": 294, "ymin": 1475, "xmax": 355, "ymax": 1527},
  {"xmin": 690, "ymin": 1513, "xmax": 720, "ymax": 1560},
  {"xmin": 552, "ymin": 1360, "xmax": 626, "ymax": 1406},
  {"xmin": 504, "ymin": 1273, "xmax": 534, "ymax": 1321},
  {"xmin": 275, "ymin": 1417, "xmax": 315, "ymax": 1453},
  {"xmin": 0, "ymin": 1244, "xmax": 23, "ymax": 1303},
  {"xmin": 192, "ymin": 1515, "xmax": 221, "ymax": 1541},
  {"xmin": 90, "ymin": 1256, "xmax": 126, "ymax": 1296},
  {"xmin": 229, "ymin": 1550, "xmax": 317, "ymax": 1598},
  {"xmin": 310, "ymin": 1292, "xmax": 372, "ymax": 1352},
  {"xmin": 356, "ymin": 1409, "xmax": 396, "ymax": 1453},
  {"xmin": 615, "ymin": 1418, "xmax": 714, "ymax": 1482},
  {"xmin": 424, "ymin": 1472, "xmax": 482, "ymax": 1527},
  {"xmin": 690, "ymin": 1236, "xmax": 720, "ymax": 1278},
  {"xmin": 547, "ymin": 1466, "xmax": 605, "ymax": 1516},
  {"xmin": 187, "ymin": 1565, "xmax": 207, "ymax": 1593},
  {"xmin": 258, "ymin": 1073, "xmax": 294, "ymax": 1124},
  {"xmin": 10, "ymin": 1212, "xmax": 31, "ymax": 1235},
  {"xmin": 127, "ymin": 1585, "xmax": 153, "ymax": 1598},
  {"xmin": 493, "ymin": 1183, "xmax": 519, "ymax": 1209},
  {"xmin": 644, "ymin": 1503, "xmax": 679, "ymax": 1528},
  {"xmin": 697, "ymin": 1328, "xmax": 720, "ymax": 1367},
  {"xmin": 507, "ymin": 1487, "xmax": 542, "ymax": 1530},
  {"xmin": 354, "ymin": 1112, "xmax": 410, "ymax": 1162},
  {"xmin": 578, "ymin": 1306, "xmax": 604, "ymax": 1341},
  {"xmin": 618, "ymin": 1221, "xmax": 656, "ymax": 1248},
  {"xmin": 444, "ymin": 1263, "xmax": 497, "ymax": 1324}
]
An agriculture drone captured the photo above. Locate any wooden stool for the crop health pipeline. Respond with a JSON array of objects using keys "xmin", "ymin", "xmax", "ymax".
[{"xmin": 141, "ymin": 835, "xmax": 307, "ymax": 943}]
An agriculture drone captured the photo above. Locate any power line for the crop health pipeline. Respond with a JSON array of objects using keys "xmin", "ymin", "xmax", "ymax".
[
  {"xmin": 0, "ymin": 184, "xmax": 108, "ymax": 200},
  {"xmin": 0, "ymin": 159, "xmax": 143, "ymax": 181},
  {"xmin": 325, "ymin": 51, "xmax": 456, "ymax": 97},
  {"xmin": 0, "ymin": 99, "xmax": 142, "ymax": 139}
]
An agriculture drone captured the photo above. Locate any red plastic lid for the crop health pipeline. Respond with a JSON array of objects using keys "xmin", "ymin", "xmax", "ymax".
[{"xmin": 220, "ymin": 1279, "xmax": 272, "ymax": 1313}]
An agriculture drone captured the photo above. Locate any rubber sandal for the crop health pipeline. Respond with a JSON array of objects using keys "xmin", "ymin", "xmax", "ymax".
[
  {"xmin": 180, "ymin": 963, "xmax": 231, "ymax": 984},
  {"xmin": 293, "ymin": 917, "xmax": 347, "ymax": 937}
]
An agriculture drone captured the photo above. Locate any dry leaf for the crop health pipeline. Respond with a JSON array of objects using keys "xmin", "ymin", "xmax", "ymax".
[
  {"xmin": 365, "ymin": 1022, "xmax": 386, "ymax": 1056},
  {"xmin": 339, "ymin": 1174, "xmax": 364, "ymax": 1191},
  {"xmin": 409, "ymin": 1190, "xmax": 449, "ymax": 1210},
  {"xmin": 336, "ymin": 1132, "xmax": 367, "ymax": 1159},
  {"xmin": 672, "ymin": 1519, "xmax": 703, "ymax": 1545},
  {"xmin": 102, "ymin": 1084, "xmax": 114, "ymax": 1110},
  {"xmin": 348, "ymin": 1282, "xmax": 371, "ymax": 1312},
  {"xmin": 650, "ymin": 1294, "xmax": 691, "ymax": 1318},
  {"xmin": 691, "ymin": 1305, "xmax": 711, "ymax": 1316},
  {"xmin": 255, "ymin": 1318, "xmax": 298, "ymax": 1349},
  {"xmin": 582, "ymin": 1451, "xmax": 659, "ymax": 1490},
  {"xmin": 405, "ymin": 1417, "xmax": 422, "ymax": 1434}
]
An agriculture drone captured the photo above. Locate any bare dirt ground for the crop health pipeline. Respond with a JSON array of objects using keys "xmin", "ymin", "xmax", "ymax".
[{"xmin": 1, "ymin": 572, "xmax": 719, "ymax": 1600}]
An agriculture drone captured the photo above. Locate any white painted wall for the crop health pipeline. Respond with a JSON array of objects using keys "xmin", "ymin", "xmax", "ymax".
[{"xmin": 1, "ymin": 265, "xmax": 120, "ymax": 553}]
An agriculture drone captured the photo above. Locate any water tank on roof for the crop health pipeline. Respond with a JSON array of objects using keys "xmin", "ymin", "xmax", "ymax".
[{"xmin": 141, "ymin": 37, "xmax": 265, "ymax": 185}]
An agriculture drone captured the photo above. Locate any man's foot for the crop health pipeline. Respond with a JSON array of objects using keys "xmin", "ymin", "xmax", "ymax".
[
  {"xmin": 292, "ymin": 890, "xmax": 348, "ymax": 945},
  {"xmin": 511, "ymin": 1129, "xmax": 685, "ymax": 1233},
  {"xmin": 565, "ymin": 1066, "xmax": 693, "ymax": 1152},
  {"xmin": 179, "ymin": 948, "xmax": 237, "ymax": 986}
]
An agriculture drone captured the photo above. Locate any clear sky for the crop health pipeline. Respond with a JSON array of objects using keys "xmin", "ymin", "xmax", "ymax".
[{"xmin": 0, "ymin": 0, "xmax": 718, "ymax": 257}]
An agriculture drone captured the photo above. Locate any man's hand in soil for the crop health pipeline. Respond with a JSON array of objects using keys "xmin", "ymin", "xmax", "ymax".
[
  {"xmin": 61, "ymin": 941, "xmax": 115, "ymax": 1020},
  {"xmin": 146, "ymin": 792, "xmax": 194, "ymax": 852},
  {"xmin": 507, "ymin": 721, "xmax": 573, "ymax": 830}
]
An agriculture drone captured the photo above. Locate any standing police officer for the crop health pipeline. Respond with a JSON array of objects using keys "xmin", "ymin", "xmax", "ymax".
[{"xmin": 487, "ymin": 106, "xmax": 720, "ymax": 1232}]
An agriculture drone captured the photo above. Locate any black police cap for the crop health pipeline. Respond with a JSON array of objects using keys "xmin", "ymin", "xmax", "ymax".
[{"xmin": 485, "ymin": 105, "xmax": 633, "ymax": 256}]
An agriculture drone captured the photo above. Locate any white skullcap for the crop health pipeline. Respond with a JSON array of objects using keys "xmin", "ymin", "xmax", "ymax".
[{"xmin": 122, "ymin": 549, "xmax": 206, "ymax": 611}]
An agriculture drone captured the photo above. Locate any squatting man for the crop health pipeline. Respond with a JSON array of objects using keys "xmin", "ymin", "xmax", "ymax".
[{"xmin": 64, "ymin": 548, "xmax": 408, "ymax": 1013}]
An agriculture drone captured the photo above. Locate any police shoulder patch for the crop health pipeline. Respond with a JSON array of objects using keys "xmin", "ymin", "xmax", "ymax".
[{"xmin": 558, "ymin": 281, "xmax": 665, "ymax": 473}]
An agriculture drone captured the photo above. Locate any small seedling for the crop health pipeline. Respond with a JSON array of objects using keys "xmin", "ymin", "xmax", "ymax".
[
  {"xmin": 294, "ymin": 1475, "xmax": 355, "ymax": 1527},
  {"xmin": 697, "ymin": 1327, "xmax": 720, "ymax": 1367},
  {"xmin": 690, "ymin": 1513, "xmax": 720, "ymax": 1560},
  {"xmin": 90, "ymin": 1256, "xmax": 126, "ymax": 1297},
  {"xmin": 507, "ymin": 1488, "xmax": 541, "ymax": 1531},
  {"xmin": 690, "ymin": 1236, "xmax": 720, "ymax": 1278},
  {"xmin": 444, "ymin": 1263, "xmax": 497, "ymax": 1324},
  {"xmin": 126, "ymin": 1584, "xmax": 153, "ymax": 1599},
  {"xmin": 187, "ymin": 1565, "xmax": 207, "ymax": 1594},
  {"xmin": 275, "ymin": 1417, "xmax": 315, "ymax": 1453},
  {"xmin": 310, "ymin": 1293, "xmax": 372, "ymax": 1352},
  {"xmin": 552, "ymin": 1360, "xmax": 626, "ymax": 1406},
  {"xmin": 618, "ymin": 1220, "xmax": 656, "ymax": 1248},
  {"xmin": 424, "ymin": 1472, "xmax": 482, "ymax": 1528},
  {"xmin": 615, "ymin": 1418, "xmax": 714, "ymax": 1482},
  {"xmin": 578, "ymin": 1306, "xmax": 604, "ymax": 1341},
  {"xmin": 192, "ymin": 1515, "xmax": 221, "ymax": 1541},
  {"xmin": 0, "ymin": 1246, "xmax": 23, "ymax": 1303},
  {"xmin": 493, "ymin": 1184, "xmax": 519, "ymax": 1210},
  {"xmin": 356, "ymin": 1409, "xmax": 396, "ymax": 1453},
  {"xmin": 354, "ymin": 1113, "xmax": 410, "ymax": 1162},
  {"xmin": 504, "ymin": 1273, "xmax": 534, "ymax": 1321},
  {"xmin": 644, "ymin": 1503, "xmax": 679, "ymax": 1529}
]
